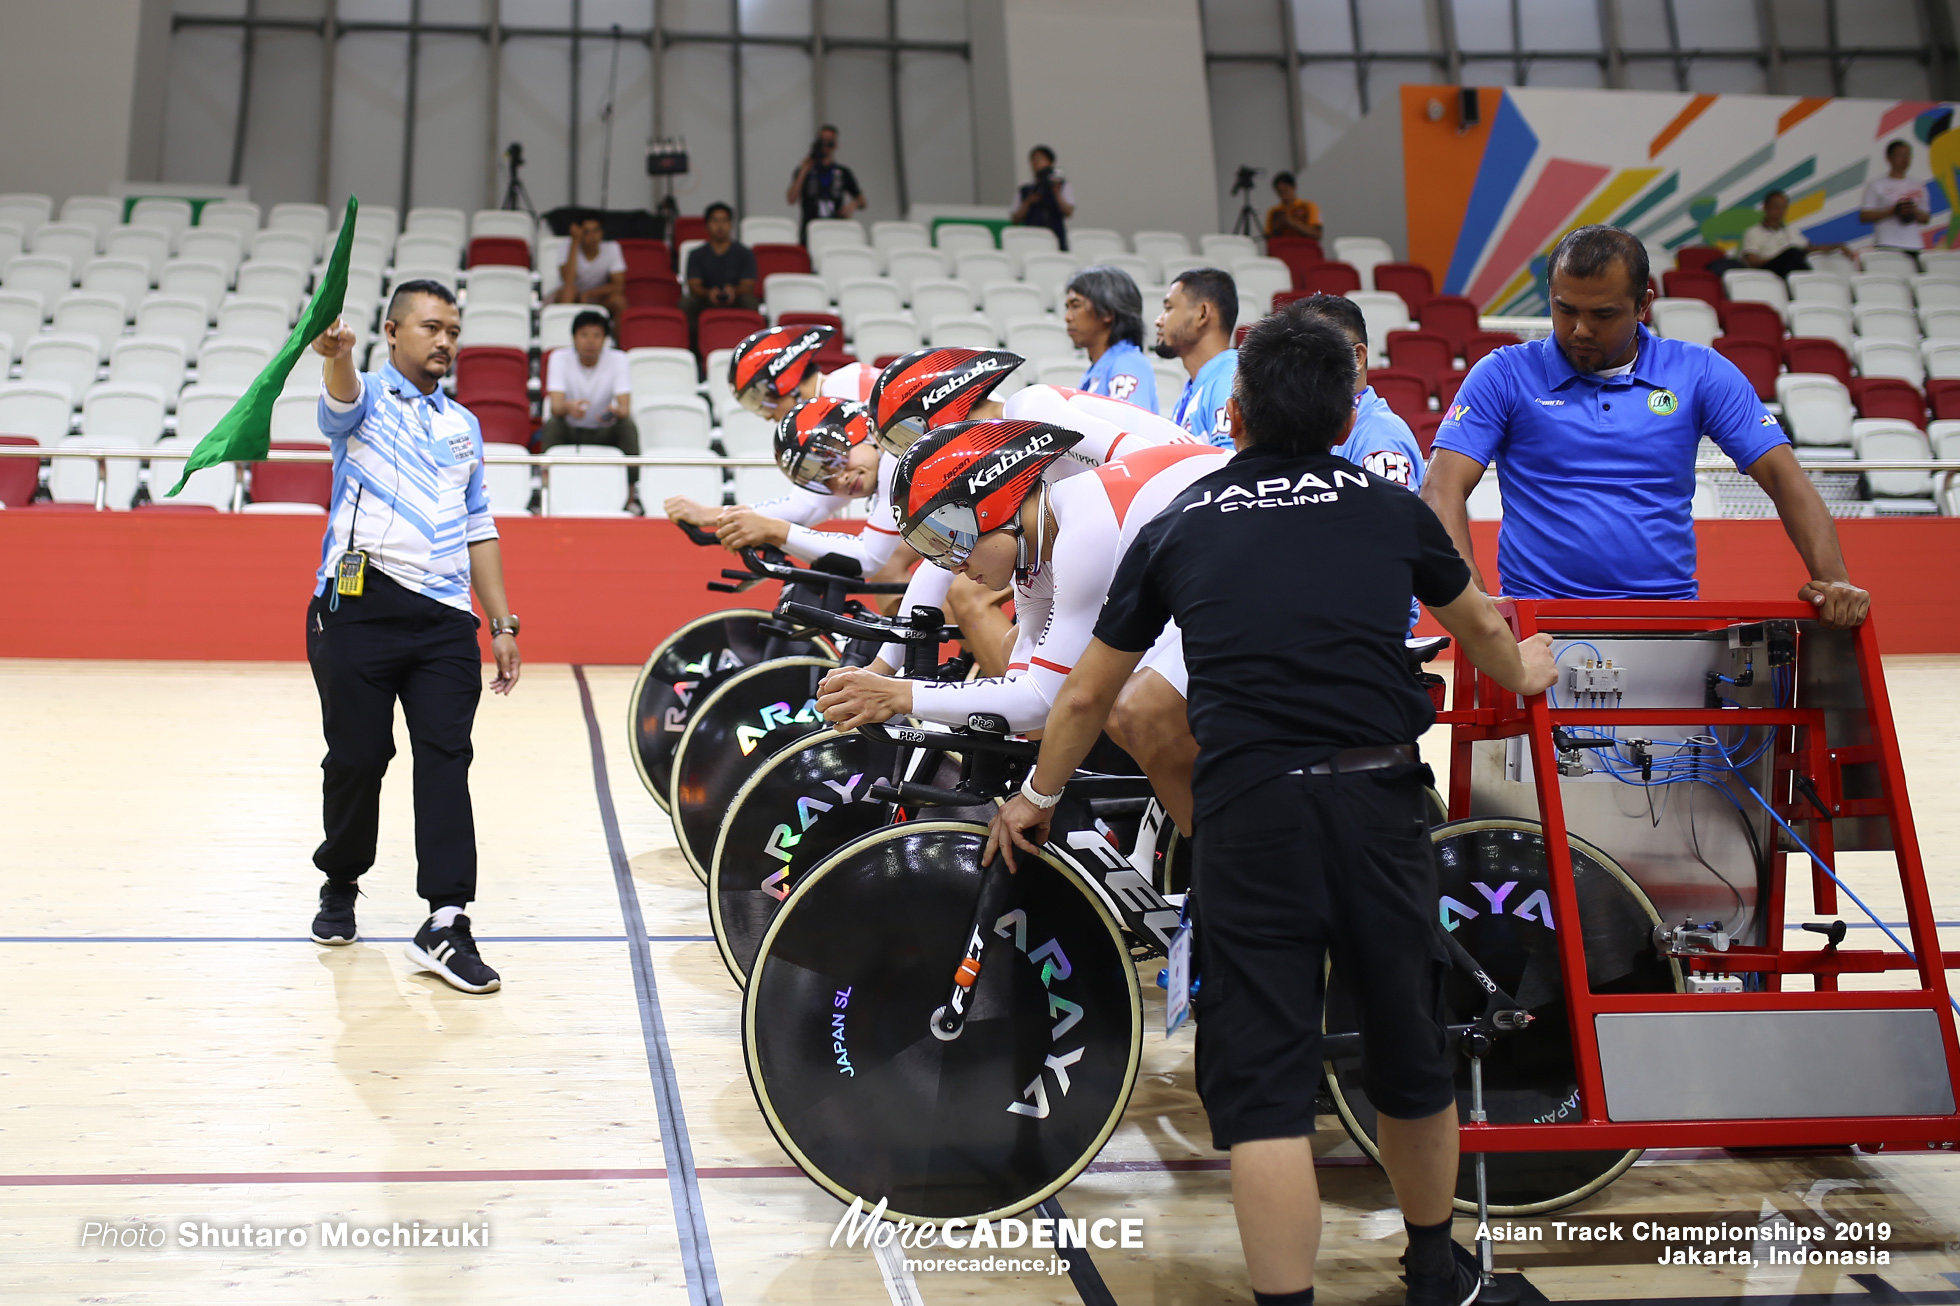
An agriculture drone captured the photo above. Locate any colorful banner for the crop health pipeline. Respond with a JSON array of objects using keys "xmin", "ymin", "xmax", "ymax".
[{"xmin": 1402, "ymin": 86, "xmax": 1960, "ymax": 315}]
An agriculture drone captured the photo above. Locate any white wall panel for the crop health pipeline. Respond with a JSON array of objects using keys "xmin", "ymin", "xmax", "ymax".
[
  {"xmin": 413, "ymin": 35, "xmax": 494, "ymax": 212},
  {"xmin": 237, "ymin": 30, "xmax": 327, "ymax": 207},
  {"xmin": 659, "ymin": 41, "xmax": 740, "ymax": 215},
  {"xmin": 1207, "ymin": 62, "xmax": 1295, "ymax": 231},
  {"xmin": 741, "ymin": 45, "xmax": 815, "ymax": 219},
  {"xmin": 161, "ymin": 28, "xmax": 244, "ymax": 186},
  {"xmin": 898, "ymin": 51, "xmax": 976, "ymax": 206},
  {"xmin": 574, "ymin": 33, "xmax": 653, "ymax": 210},
  {"xmin": 821, "ymin": 49, "xmax": 900, "ymax": 218},
  {"xmin": 497, "ymin": 36, "xmax": 571, "ymax": 211},
  {"xmin": 329, "ymin": 32, "xmax": 407, "ymax": 213}
]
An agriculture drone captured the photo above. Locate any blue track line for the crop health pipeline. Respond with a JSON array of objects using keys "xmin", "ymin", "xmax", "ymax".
[{"xmin": 573, "ymin": 665, "xmax": 721, "ymax": 1306}]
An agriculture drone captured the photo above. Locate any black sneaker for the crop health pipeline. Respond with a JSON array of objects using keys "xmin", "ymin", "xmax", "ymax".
[
  {"xmin": 310, "ymin": 879, "xmax": 360, "ymax": 945},
  {"xmin": 1404, "ymin": 1242, "xmax": 1481, "ymax": 1306},
  {"xmin": 405, "ymin": 913, "xmax": 502, "ymax": 993}
]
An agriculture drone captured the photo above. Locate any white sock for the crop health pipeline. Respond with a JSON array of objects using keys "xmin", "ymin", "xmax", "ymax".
[{"xmin": 430, "ymin": 905, "xmax": 464, "ymax": 929}]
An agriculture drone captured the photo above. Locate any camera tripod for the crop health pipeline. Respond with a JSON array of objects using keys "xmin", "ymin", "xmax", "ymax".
[
  {"xmin": 1230, "ymin": 167, "xmax": 1263, "ymax": 239},
  {"xmin": 501, "ymin": 143, "xmax": 536, "ymax": 219}
]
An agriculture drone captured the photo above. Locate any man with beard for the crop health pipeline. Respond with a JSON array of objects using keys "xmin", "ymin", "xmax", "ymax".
[
  {"xmin": 1156, "ymin": 267, "xmax": 1240, "ymax": 447},
  {"xmin": 303, "ymin": 279, "xmax": 521, "ymax": 995}
]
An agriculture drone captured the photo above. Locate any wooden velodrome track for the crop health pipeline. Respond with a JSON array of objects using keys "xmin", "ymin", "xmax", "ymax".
[{"xmin": 3, "ymin": 657, "xmax": 1957, "ymax": 1305}]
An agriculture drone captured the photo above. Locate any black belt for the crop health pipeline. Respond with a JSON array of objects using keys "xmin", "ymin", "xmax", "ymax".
[{"xmin": 1289, "ymin": 744, "xmax": 1418, "ymax": 776}]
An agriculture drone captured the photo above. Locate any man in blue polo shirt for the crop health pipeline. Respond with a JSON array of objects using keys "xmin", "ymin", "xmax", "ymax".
[
  {"xmin": 1422, "ymin": 225, "xmax": 1868, "ymax": 628},
  {"xmin": 1067, "ymin": 265, "xmax": 1157, "ymax": 413},
  {"xmin": 1156, "ymin": 267, "xmax": 1239, "ymax": 446}
]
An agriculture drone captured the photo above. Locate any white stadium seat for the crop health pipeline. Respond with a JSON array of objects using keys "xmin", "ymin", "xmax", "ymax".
[
  {"xmin": 1069, "ymin": 229, "xmax": 1126, "ymax": 262},
  {"xmin": 927, "ymin": 315, "xmax": 999, "ymax": 349},
  {"xmin": 762, "ymin": 273, "xmax": 831, "ymax": 322},
  {"xmin": 1152, "ymin": 359, "xmax": 1185, "ymax": 418},
  {"xmin": 199, "ymin": 201, "xmax": 263, "ymax": 243},
  {"xmin": 1692, "ymin": 474, "xmax": 1723, "ymax": 519},
  {"xmin": 1931, "ymin": 419, "xmax": 1960, "ymax": 462},
  {"xmin": 1774, "ymin": 374, "xmax": 1854, "ymax": 447},
  {"xmin": 539, "ymin": 302, "xmax": 605, "ymax": 354},
  {"xmin": 1038, "ymin": 357, "xmax": 1085, "ymax": 389},
  {"xmin": 1920, "ymin": 250, "xmax": 1960, "ymax": 280},
  {"xmin": 158, "ymin": 260, "xmax": 229, "ymax": 320},
  {"xmin": 911, "ymin": 281, "xmax": 976, "ymax": 337},
  {"xmin": 395, "ymin": 232, "xmax": 462, "ymax": 271},
  {"xmin": 107, "ymin": 227, "xmax": 170, "ymax": 282},
  {"xmin": 31, "ymin": 223, "xmax": 100, "ymax": 275},
  {"xmin": 999, "ymin": 226, "xmax": 1059, "ymax": 274},
  {"xmin": 983, "ymin": 283, "xmax": 1049, "ymax": 339},
  {"xmin": 0, "ymin": 193, "xmax": 53, "ymax": 235},
  {"xmin": 178, "ymin": 229, "xmax": 244, "ymax": 283},
  {"xmin": 148, "ymin": 436, "xmax": 235, "ymax": 510},
  {"xmin": 1853, "ymin": 304, "xmax": 1918, "ymax": 344},
  {"xmin": 871, "ymin": 221, "xmax": 931, "ymax": 260},
  {"xmin": 1132, "ymin": 231, "xmax": 1192, "ymax": 282},
  {"xmin": 462, "ymin": 264, "xmax": 529, "ymax": 311},
  {"xmin": 60, "ymin": 196, "xmax": 123, "ymax": 246},
  {"xmin": 459, "ymin": 303, "xmax": 530, "ymax": 351},
  {"xmin": 1922, "ymin": 338, "xmax": 1960, "ymax": 379},
  {"xmin": 1861, "ymin": 249, "xmax": 1919, "ymax": 281},
  {"xmin": 215, "ymin": 297, "xmax": 293, "ymax": 345},
  {"xmin": 1855, "ymin": 338, "xmax": 1924, "ymax": 386},
  {"xmin": 1233, "ymin": 257, "xmax": 1293, "ymax": 318},
  {"xmin": 1786, "ymin": 302, "xmax": 1854, "ymax": 352},
  {"xmin": 81, "ymin": 258, "xmax": 151, "ymax": 320},
  {"xmin": 729, "ymin": 463, "xmax": 784, "ymax": 508},
  {"xmin": 235, "ymin": 261, "xmax": 308, "ymax": 317},
  {"xmin": 740, "ymin": 216, "xmax": 798, "ymax": 247},
  {"xmin": 81, "ymin": 384, "xmax": 166, "ymax": 446},
  {"xmin": 886, "ymin": 248, "xmax": 949, "ymax": 303},
  {"xmin": 1648, "ymin": 297, "xmax": 1719, "ymax": 347},
  {"xmin": 22, "ymin": 334, "xmax": 99, "ymax": 404},
  {"xmin": 954, "ymin": 251, "xmax": 1016, "ymax": 299},
  {"xmin": 816, "ymin": 245, "xmax": 882, "ymax": 299},
  {"xmin": 1005, "ymin": 318, "xmax": 1075, "ymax": 364},
  {"xmin": 1200, "ymin": 234, "xmax": 1259, "ymax": 264},
  {"xmin": 197, "ymin": 337, "xmax": 274, "ymax": 391},
  {"xmin": 1466, "ymin": 471, "xmax": 1503, "ymax": 519},
  {"xmin": 806, "ymin": 218, "xmax": 868, "ymax": 255},
  {"xmin": 469, "ymin": 209, "xmax": 532, "ymax": 244},
  {"xmin": 479, "ymin": 441, "xmax": 533, "ymax": 517},
  {"xmin": 1723, "ymin": 268, "xmax": 1788, "ymax": 311},
  {"xmin": 637, "ymin": 396, "xmax": 714, "ymax": 450},
  {"xmin": 50, "ymin": 433, "xmax": 140, "ymax": 507},
  {"xmin": 0, "ymin": 381, "xmax": 75, "ymax": 441},
  {"xmin": 249, "ymin": 228, "xmax": 317, "ymax": 272},
  {"xmin": 627, "ymin": 347, "xmax": 700, "ymax": 401},
  {"xmin": 129, "ymin": 198, "xmax": 193, "ymax": 248},
  {"xmin": 405, "ymin": 207, "xmax": 469, "ymax": 245},
  {"xmin": 546, "ymin": 444, "xmax": 631, "ymax": 515},
  {"xmin": 176, "ymin": 385, "xmax": 246, "ymax": 445},
  {"xmin": 1349, "ymin": 290, "xmax": 1412, "ymax": 346},
  {"xmin": 109, "ymin": 337, "xmax": 188, "ymax": 406},
  {"xmin": 268, "ymin": 391, "xmax": 324, "ymax": 444},
  {"xmin": 267, "ymin": 203, "xmax": 330, "ymax": 258},
  {"xmin": 719, "ymin": 409, "xmax": 775, "ymax": 458},
  {"xmin": 1853, "ymin": 274, "xmax": 1914, "ymax": 310},
  {"xmin": 1912, "ymin": 275, "xmax": 1960, "ymax": 309},
  {"xmin": 134, "ymin": 295, "xmax": 211, "ymax": 357},
  {"xmin": 1787, "ymin": 271, "xmax": 1851, "ymax": 309},
  {"xmin": 5, "ymin": 256, "xmax": 76, "ymax": 313},
  {"xmin": 836, "ymin": 279, "xmax": 902, "ymax": 336},
  {"xmin": 854, "ymin": 314, "xmax": 921, "ymax": 363},
  {"xmin": 1022, "ymin": 253, "xmax": 1080, "ymax": 308},
  {"xmin": 389, "ymin": 265, "xmax": 460, "ymax": 297},
  {"xmin": 1157, "ymin": 254, "xmax": 1210, "ymax": 287},
  {"xmin": 0, "ymin": 292, "xmax": 39, "ymax": 359},
  {"xmin": 933, "ymin": 225, "xmax": 995, "ymax": 259},
  {"xmin": 1853, "ymin": 419, "xmax": 1934, "ymax": 499},
  {"xmin": 703, "ymin": 349, "xmax": 738, "ymax": 420},
  {"xmin": 52, "ymin": 294, "xmax": 125, "ymax": 361}
]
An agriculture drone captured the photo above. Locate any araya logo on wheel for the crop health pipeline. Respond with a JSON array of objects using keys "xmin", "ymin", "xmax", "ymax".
[
  {"xmin": 1438, "ymin": 878, "xmax": 1556, "ymax": 932},
  {"xmin": 761, "ymin": 772, "xmax": 869, "ymax": 900},
  {"xmin": 992, "ymin": 906, "xmax": 1085, "ymax": 1120},
  {"xmin": 736, "ymin": 698, "xmax": 823, "ymax": 754}
]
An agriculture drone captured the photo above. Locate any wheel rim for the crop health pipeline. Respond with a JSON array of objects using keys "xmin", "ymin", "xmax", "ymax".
[
  {"xmin": 1323, "ymin": 817, "xmax": 1681, "ymax": 1216},
  {"xmin": 744, "ymin": 821, "xmax": 1143, "ymax": 1222},
  {"xmin": 627, "ymin": 612, "xmax": 834, "ymax": 812},
  {"xmin": 710, "ymin": 728, "xmax": 900, "ymax": 986},
  {"xmin": 668, "ymin": 657, "xmax": 840, "ymax": 883}
]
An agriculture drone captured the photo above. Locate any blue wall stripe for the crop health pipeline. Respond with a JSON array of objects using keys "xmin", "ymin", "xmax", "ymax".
[
  {"xmin": 573, "ymin": 665, "xmax": 722, "ymax": 1306},
  {"xmin": 1444, "ymin": 92, "xmax": 1541, "ymax": 296}
]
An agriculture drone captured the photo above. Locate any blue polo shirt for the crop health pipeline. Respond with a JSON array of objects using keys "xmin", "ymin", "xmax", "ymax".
[
  {"xmin": 1336, "ymin": 385, "xmax": 1427, "ymax": 629},
  {"xmin": 1432, "ymin": 324, "xmax": 1786, "ymax": 600},
  {"xmin": 1078, "ymin": 339, "xmax": 1157, "ymax": 413},
  {"xmin": 1171, "ymin": 348, "xmax": 1238, "ymax": 447}
]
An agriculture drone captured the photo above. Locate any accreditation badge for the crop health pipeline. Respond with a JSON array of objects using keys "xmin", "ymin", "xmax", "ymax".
[{"xmin": 1165, "ymin": 921, "xmax": 1193, "ymax": 1036}]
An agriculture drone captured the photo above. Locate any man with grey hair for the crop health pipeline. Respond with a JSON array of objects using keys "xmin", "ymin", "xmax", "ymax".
[{"xmin": 1065, "ymin": 264, "xmax": 1157, "ymax": 412}]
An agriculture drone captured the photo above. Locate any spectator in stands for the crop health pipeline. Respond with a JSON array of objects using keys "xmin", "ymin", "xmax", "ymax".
[
  {"xmin": 1154, "ymin": 267, "xmax": 1239, "ymax": 447},
  {"xmin": 1741, "ymin": 189, "xmax": 1848, "ymax": 276},
  {"xmin": 538, "ymin": 310, "xmax": 641, "ymax": 515},
  {"xmin": 554, "ymin": 214, "xmax": 628, "ymax": 322},
  {"xmin": 1265, "ymin": 172, "xmax": 1322, "ymax": 242},
  {"xmin": 1859, "ymin": 140, "xmax": 1932, "ymax": 253},
  {"xmin": 1422, "ymin": 224, "xmax": 1868, "ymax": 629},
  {"xmin": 682, "ymin": 201, "xmax": 759, "ymax": 331},
  {"xmin": 1065, "ymin": 265, "xmax": 1156, "ymax": 412},
  {"xmin": 787, "ymin": 124, "xmax": 864, "ymax": 240},
  {"xmin": 1010, "ymin": 145, "xmax": 1074, "ymax": 249}
]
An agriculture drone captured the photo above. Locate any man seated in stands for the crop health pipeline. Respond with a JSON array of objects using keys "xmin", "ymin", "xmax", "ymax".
[
  {"xmin": 1265, "ymin": 172, "xmax": 1322, "ymax": 242},
  {"xmin": 1741, "ymin": 189, "xmax": 1847, "ymax": 277},
  {"xmin": 553, "ymin": 214, "xmax": 629, "ymax": 322},
  {"xmin": 538, "ymin": 310, "xmax": 641, "ymax": 515},
  {"xmin": 681, "ymin": 201, "xmax": 758, "ymax": 332}
]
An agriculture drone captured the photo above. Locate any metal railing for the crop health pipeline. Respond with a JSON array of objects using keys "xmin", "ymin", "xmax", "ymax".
[{"xmin": 3, "ymin": 444, "xmax": 1956, "ymax": 515}]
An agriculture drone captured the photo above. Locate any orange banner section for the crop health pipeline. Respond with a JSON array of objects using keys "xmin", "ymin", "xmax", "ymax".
[
  {"xmin": 5, "ymin": 513, "xmax": 1959, "ymax": 661},
  {"xmin": 1776, "ymin": 96, "xmax": 1832, "ymax": 136},
  {"xmin": 1648, "ymin": 93, "xmax": 1718, "ymax": 158},
  {"xmin": 1402, "ymin": 84, "xmax": 1507, "ymax": 288}
]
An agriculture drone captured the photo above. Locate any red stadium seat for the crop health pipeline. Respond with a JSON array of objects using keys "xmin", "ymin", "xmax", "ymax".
[
  {"xmin": 1383, "ymin": 330, "xmax": 1453, "ymax": 393},
  {"xmin": 1662, "ymin": 269, "xmax": 1723, "ymax": 308},
  {"xmin": 698, "ymin": 307, "xmax": 769, "ymax": 358},
  {"xmin": 626, "ymin": 274, "xmax": 682, "ymax": 309},
  {"xmin": 1234, "ymin": 324, "xmax": 1251, "ymax": 347},
  {"xmin": 1369, "ymin": 369, "xmax": 1431, "ymax": 424},
  {"xmin": 1712, "ymin": 337, "xmax": 1779, "ymax": 401},
  {"xmin": 1418, "ymin": 296, "xmax": 1480, "ymax": 357},
  {"xmin": 467, "ymin": 236, "xmax": 531, "ymax": 269},
  {"xmin": 618, "ymin": 238, "xmax": 672, "ymax": 278},
  {"xmin": 1675, "ymin": 247, "xmax": 1726, "ymax": 272},
  {"xmin": 0, "ymin": 434, "xmax": 39, "ymax": 507},
  {"xmin": 468, "ymin": 396, "xmax": 539, "ymax": 448},
  {"xmin": 1407, "ymin": 411, "xmax": 1443, "ymax": 456},
  {"xmin": 1782, "ymin": 337, "xmax": 1852, "ymax": 388},
  {"xmin": 1851, "ymin": 377, "xmax": 1926, "ymax": 428},
  {"xmin": 1300, "ymin": 262, "xmax": 1363, "ymax": 296},
  {"xmin": 672, "ymin": 215, "xmax": 710, "ymax": 247},
  {"xmin": 250, "ymin": 441, "xmax": 334, "ymax": 508},
  {"xmin": 1719, "ymin": 300, "xmax": 1785, "ymax": 343},
  {"xmin": 1436, "ymin": 369, "xmax": 1469, "ymax": 409},
  {"xmin": 1462, "ymin": 331, "xmax": 1522, "ymax": 367},
  {"xmin": 1372, "ymin": 263, "xmax": 1434, "ymax": 313},
  {"xmin": 453, "ymin": 347, "xmax": 530, "ymax": 406},
  {"xmin": 620, "ymin": 307, "xmax": 690, "ymax": 352},
  {"xmin": 1926, "ymin": 378, "xmax": 1960, "ymax": 421},
  {"xmin": 1266, "ymin": 236, "xmax": 1325, "ymax": 288},
  {"xmin": 753, "ymin": 243, "xmax": 813, "ymax": 282},
  {"xmin": 778, "ymin": 311, "xmax": 845, "ymax": 335}
]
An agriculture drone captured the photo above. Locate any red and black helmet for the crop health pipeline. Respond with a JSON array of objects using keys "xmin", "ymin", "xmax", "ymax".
[
  {"xmin": 868, "ymin": 347, "xmax": 1023, "ymax": 456},
  {"xmin": 729, "ymin": 324, "xmax": 837, "ymax": 415},
  {"xmin": 894, "ymin": 419, "xmax": 1081, "ymax": 572},
  {"xmin": 774, "ymin": 397, "xmax": 872, "ymax": 490}
]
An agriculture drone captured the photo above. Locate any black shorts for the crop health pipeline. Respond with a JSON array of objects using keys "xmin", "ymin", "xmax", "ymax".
[{"xmin": 1191, "ymin": 764, "xmax": 1454, "ymax": 1149}]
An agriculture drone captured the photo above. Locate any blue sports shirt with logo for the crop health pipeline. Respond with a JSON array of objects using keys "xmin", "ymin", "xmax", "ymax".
[
  {"xmin": 1077, "ymin": 339, "xmax": 1158, "ymax": 414},
  {"xmin": 1171, "ymin": 348, "xmax": 1239, "ymax": 448},
  {"xmin": 1431, "ymin": 323, "xmax": 1788, "ymax": 600}
]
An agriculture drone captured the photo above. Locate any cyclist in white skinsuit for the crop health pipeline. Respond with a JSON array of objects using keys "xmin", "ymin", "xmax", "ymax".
[{"xmin": 816, "ymin": 423, "xmax": 1228, "ymax": 792}]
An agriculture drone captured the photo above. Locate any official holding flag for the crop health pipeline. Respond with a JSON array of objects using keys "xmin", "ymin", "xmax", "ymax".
[{"xmin": 303, "ymin": 277, "xmax": 521, "ymax": 995}]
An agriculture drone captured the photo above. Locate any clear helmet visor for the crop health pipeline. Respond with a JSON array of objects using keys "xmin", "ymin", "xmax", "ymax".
[
  {"xmin": 780, "ymin": 427, "xmax": 855, "ymax": 489},
  {"xmin": 904, "ymin": 500, "xmax": 982, "ymax": 569},
  {"xmin": 875, "ymin": 412, "xmax": 931, "ymax": 458},
  {"xmin": 736, "ymin": 379, "xmax": 779, "ymax": 418}
]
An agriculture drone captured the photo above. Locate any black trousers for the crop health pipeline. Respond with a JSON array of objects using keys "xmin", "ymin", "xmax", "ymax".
[{"xmin": 306, "ymin": 568, "xmax": 482, "ymax": 909}]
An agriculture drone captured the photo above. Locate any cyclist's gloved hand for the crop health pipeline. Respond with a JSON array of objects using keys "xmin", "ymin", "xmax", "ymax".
[
  {"xmin": 983, "ymin": 794, "xmax": 1052, "ymax": 873},
  {"xmin": 816, "ymin": 666, "xmax": 913, "ymax": 731}
]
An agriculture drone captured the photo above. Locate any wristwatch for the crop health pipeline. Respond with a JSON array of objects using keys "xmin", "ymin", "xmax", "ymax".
[
  {"xmin": 1019, "ymin": 774, "xmax": 1063, "ymax": 810},
  {"xmin": 490, "ymin": 615, "xmax": 521, "ymax": 638}
]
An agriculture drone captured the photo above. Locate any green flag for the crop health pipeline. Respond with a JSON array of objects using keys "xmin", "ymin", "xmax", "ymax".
[{"xmin": 166, "ymin": 195, "xmax": 360, "ymax": 496}]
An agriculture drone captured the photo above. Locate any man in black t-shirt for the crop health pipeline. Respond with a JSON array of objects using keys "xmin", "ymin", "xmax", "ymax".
[
  {"xmin": 986, "ymin": 302, "xmax": 1556, "ymax": 1306},
  {"xmin": 681, "ymin": 201, "xmax": 759, "ymax": 332},
  {"xmin": 786, "ymin": 124, "xmax": 864, "ymax": 241}
]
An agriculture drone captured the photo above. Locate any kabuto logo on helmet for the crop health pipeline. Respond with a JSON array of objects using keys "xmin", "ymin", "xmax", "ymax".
[
  {"xmin": 765, "ymin": 330, "xmax": 826, "ymax": 382},
  {"xmin": 922, "ymin": 355, "xmax": 1004, "ymax": 408},
  {"xmin": 967, "ymin": 430, "xmax": 1054, "ymax": 494},
  {"xmin": 871, "ymin": 347, "xmax": 1024, "ymax": 451}
]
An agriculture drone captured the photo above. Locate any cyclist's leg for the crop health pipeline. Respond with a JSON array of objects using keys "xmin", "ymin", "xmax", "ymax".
[
  {"xmin": 946, "ymin": 572, "xmax": 1015, "ymax": 678},
  {"xmin": 1106, "ymin": 624, "xmax": 1195, "ymax": 834}
]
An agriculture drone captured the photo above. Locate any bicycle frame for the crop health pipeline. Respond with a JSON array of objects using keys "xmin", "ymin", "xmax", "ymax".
[{"xmin": 1442, "ymin": 599, "xmax": 1960, "ymax": 1154}]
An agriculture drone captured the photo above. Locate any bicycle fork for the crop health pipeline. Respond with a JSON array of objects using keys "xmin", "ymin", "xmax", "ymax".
[{"xmin": 930, "ymin": 859, "xmax": 1017, "ymax": 1041}]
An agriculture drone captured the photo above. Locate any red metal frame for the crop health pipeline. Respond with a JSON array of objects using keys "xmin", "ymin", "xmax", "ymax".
[{"xmin": 1442, "ymin": 600, "xmax": 1960, "ymax": 1153}]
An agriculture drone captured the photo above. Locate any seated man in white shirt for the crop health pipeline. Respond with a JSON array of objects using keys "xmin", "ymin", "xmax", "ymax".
[
  {"xmin": 1858, "ymin": 140, "xmax": 1933, "ymax": 254},
  {"xmin": 538, "ymin": 310, "xmax": 640, "ymax": 514},
  {"xmin": 553, "ymin": 214, "xmax": 629, "ymax": 321},
  {"xmin": 1741, "ymin": 188, "xmax": 1847, "ymax": 277}
]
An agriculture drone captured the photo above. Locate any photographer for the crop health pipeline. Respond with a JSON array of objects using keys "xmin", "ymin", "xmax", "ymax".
[
  {"xmin": 1858, "ymin": 139, "xmax": 1932, "ymax": 254},
  {"xmin": 787, "ymin": 124, "xmax": 864, "ymax": 242},
  {"xmin": 1265, "ymin": 171, "xmax": 1322, "ymax": 243},
  {"xmin": 1011, "ymin": 145, "xmax": 1075, "ymax": 249}
]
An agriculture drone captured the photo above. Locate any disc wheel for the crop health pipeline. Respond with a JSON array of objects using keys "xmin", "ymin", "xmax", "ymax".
[
  {"xmin": 1323, "ymin": 818, "xmax": 1682, "ymax": 1216},
  {"xmin": 710, "ymin": 728, "xmax": 902, "ymax": 986},
  {"xmin": 627, "ymin": 612, "xmax": 835, "ymax": 812},
  {"xmin": 744, "ymin": 821, "xmax": 1143, "ymax": 1222},
  {"xmin": 668, "ymin": 656, "xmax": 840, "ymax": 883}
]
